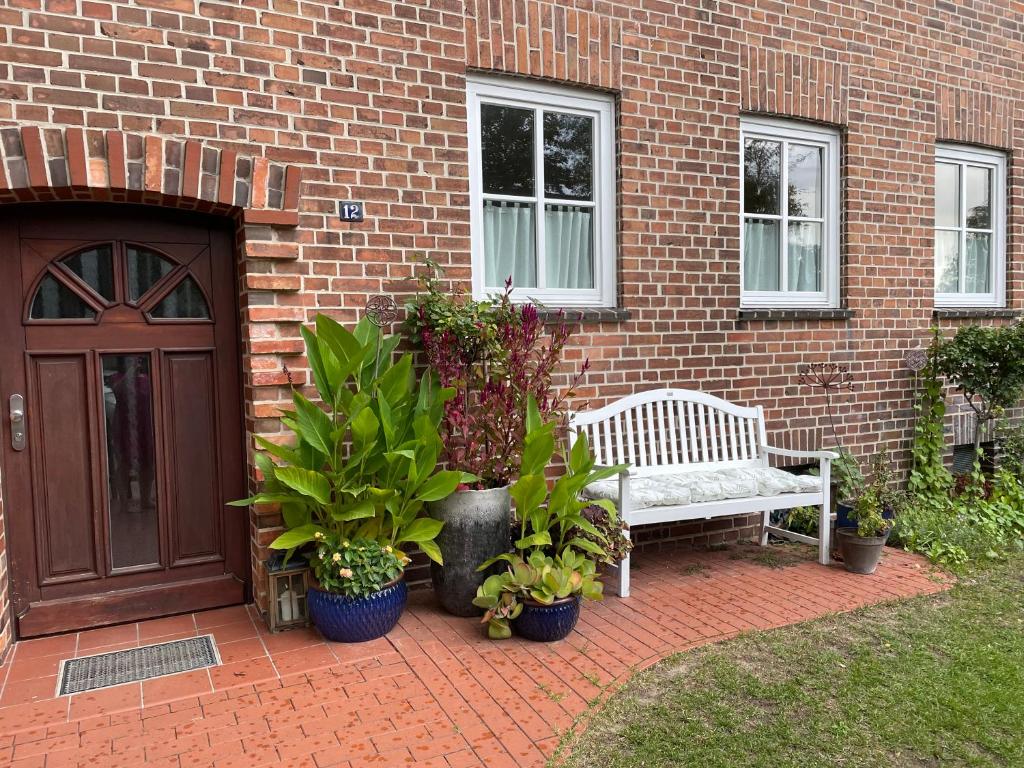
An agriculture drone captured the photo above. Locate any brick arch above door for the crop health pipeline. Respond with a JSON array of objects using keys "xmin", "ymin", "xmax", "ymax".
[{"xmin": 0, "ymin": 126, "xmax": 302, "ymax": 227}]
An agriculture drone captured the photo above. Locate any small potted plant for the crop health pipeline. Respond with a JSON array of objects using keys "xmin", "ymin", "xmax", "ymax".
[
  {"xmin": 836, "ymin": 451, "xmax": 902, "ymax": 574},
  {"xmin": 234, "ymin": 311, "xmax": 462, "ymax": 642},
  {"xmin": 407, "ymin": 262, "xmax": 589, "ymax": 616},
  {"xmin": 306, "ymin": 534, "xmax": 406, "ymax": 642},
  {"xmin": 472, "ymin": 398, "xmax": 624, "ymax": 641}
]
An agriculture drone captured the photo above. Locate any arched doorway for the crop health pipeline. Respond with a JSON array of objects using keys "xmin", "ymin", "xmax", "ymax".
[{"xmin": 0, "ymin": 204, "xmax": 248, "ymax": 637}]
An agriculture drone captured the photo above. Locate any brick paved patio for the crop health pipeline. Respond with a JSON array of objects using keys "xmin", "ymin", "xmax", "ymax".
[{"xmin": 0, "ymin": 544, "xmax": 949, "ymax": 768}]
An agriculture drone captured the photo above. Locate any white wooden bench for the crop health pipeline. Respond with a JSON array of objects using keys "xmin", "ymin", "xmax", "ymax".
[{"xmin": 568, "ymin": 388, "xmax": 836, "ymax": 597}]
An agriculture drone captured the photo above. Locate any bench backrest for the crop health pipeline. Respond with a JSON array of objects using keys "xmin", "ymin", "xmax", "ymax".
[{"xmin": 568, "ymin": 388, "xmax": 768, "ymax": 476}]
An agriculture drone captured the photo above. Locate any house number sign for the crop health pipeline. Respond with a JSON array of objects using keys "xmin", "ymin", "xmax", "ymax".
[{"xmin": 338, "ymin": 201, "xmax": 364, "ymax": 222}]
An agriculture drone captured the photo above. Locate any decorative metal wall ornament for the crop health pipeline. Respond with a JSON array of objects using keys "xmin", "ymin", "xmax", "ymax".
[
  {"xmin": 904, "ymin": 348, "xmax": 928, "ymax": 373},
  {"xmin": 364, "ymin": 295, "xmax": 398, "ymax": 328},
  {"xmin": 364, "ymin": 295, "xmax": 398, "ymax": 380}
]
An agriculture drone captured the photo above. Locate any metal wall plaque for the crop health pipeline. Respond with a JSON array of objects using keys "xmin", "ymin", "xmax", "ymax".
[{"xmin": 338, "ymin": 201, "xmax": 364, "ymax": 222}]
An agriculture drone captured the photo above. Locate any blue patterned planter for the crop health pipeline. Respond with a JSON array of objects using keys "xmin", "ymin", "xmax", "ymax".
[
  {"xmin": 513, "ymin": 596, "xmax": 581, "ymax": 642},
  {"xmin": 307, "ymin": 577, "xmax": 407, "ymax": 643}
]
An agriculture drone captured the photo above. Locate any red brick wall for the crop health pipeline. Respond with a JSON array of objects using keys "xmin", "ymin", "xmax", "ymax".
[{"xmin": 0, "ymin": 0, "xmax": 1022, "ymax": 650}]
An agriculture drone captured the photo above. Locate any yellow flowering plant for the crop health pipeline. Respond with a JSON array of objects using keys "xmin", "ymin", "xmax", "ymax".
[{"xmin": 311, "ymin": 533, "xmax": 403, "ymax": 599}]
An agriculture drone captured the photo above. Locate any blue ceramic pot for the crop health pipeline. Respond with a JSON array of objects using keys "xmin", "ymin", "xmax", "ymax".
[
  {"xmin": 513, "ymin": 596, "xmax": 581, "ymax": 642},
  {"xmin": 836, "ymin": 502, "xmax": 895, "ymax": 531},
  {"xmin": 307, "ymin": 577, "xmax": 407, "ymax": 643}
]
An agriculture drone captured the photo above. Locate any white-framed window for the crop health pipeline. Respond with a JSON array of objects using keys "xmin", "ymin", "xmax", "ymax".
[
  {"xmin": 934, "ymin": 144, "xmax": 1006, "ymax": 308},
  {"xmin": 467, "ymin": 75, "xmax": 616, "ymax": 307},
  {"xmin": 740, "ymin": 116, "xmax": 840, "ymax": 308}
]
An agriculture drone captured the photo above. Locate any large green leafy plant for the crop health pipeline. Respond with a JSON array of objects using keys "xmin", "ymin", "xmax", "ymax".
[
  {"xmin": 472, "ymin": 398, "xmax": 626, "ymax": 638},
  {"xmin": 233, "ymin": 315, "xmax": 464, "ymax": 575},
  {"xmin": 898, "ymin": 327, "xmax": 1024, "ymax": 570}
]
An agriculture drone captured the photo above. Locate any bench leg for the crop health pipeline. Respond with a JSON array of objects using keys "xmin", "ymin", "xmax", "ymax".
[
  {"xmin": 760, "ymin": 509, "xmax": 771, "ymax": 546},
  {"xmin": 618, "ymin": 528, "xmax": 631, "ymax": 598},
  {"xmin": 818, "ymin": 502, "xmax": 831, "ymax": 566}
]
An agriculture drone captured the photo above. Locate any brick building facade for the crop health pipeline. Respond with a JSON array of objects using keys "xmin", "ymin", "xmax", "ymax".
[{"xmin": 0, "ymin": 0, "xmax": 1020, "ymax": 656}]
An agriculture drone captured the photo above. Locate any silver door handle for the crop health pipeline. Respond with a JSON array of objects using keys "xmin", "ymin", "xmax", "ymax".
[{"xmin": 9, "ymin": 394, "xmax": 25, "ymax": 451}]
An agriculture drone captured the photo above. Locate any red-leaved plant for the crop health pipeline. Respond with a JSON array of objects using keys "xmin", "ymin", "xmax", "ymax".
[{"xmin": 419, "ymin": 279, "xmax": 589, "ymax": 489}]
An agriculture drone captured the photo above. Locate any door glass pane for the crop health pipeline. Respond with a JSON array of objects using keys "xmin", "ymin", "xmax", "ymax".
[
  {"xmin": 102, "ymin": 354, "xmax": 159, "ymax": 569},
  {"xmin": 543, "ymin": 112, "xmax": 593, "ymax": 201},
  {"xmin": 743, "ymin": 218, "xmax": 780, "ymax": 291},
  {"xmin": 743, "ymin": 139, "xmax": 781, "ymax": 215},
  {"xmin": 965, "ymin": 232, "xmax": 991, "ymax": 293},
  {"xmin": 149, "ymin": 276, "xmax": 210, "ymax": 319},
  {"xmin": 480, "ymin": 104, "xmax": 535, "ymax": 196},
  {"xmin": 63, "ymin": 245, "xmax": 115, "ymax": 301},
  {"xmin": 935, "ymin": 230, "xmax": 960, "ymax": 293},
  {"xmin": 126, "ymin": 246, "xmax": 175, "ymax": 302},
  {"xmin": 30, "ymin": 274, "xmax": 96, "ymax": 319},
  {"xmin": 935, "ymin": 163, "xmax": 959, "ymax": 227},
  {"xmin": 483, "ymin": 200, "xmax": 536, "ymax": 288},
  {"xmin": 788, "ymin": 221, "xmax": 823, "ymax": 292},
  {"xmin": 965, "ymin": 165, "xmax": 991, "ymax": 229},
  {"xmin": 545, "ymin": 204, "xmax": 593, "ymax": 289},
  {"xmin": 788, "ymin": 144, "xmax": 822, "ymax": 217}
]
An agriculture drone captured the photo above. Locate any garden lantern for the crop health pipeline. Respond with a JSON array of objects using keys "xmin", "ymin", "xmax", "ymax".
[{"xmin": 265, "ymin": 553, "xmax": 310, "ymax": 632}]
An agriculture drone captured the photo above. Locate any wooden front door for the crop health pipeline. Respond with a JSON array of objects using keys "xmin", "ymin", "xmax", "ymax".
[{"xmin": 0, "ymin": 205, "xmax": 248, "ymax": 637}]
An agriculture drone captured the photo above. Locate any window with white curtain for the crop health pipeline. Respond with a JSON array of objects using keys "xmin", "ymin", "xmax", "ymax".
[
  {"xmin": 740, "ymin": 117, "xmax": 840, "ymax": 308},
  {"xmin": 934, "ymin": 144, "xmax": 1006, "ymax": 308},
  {"xmin": 467, "ymin": 76, "xmax": 615, "ymax": 307}
]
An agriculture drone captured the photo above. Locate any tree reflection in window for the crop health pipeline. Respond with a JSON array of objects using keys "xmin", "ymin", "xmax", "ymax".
[
  {"xmin": 30, "ymin": 274, "xmax": 96, "ymax": 319},
  {"xmin": 149, "ymin": 275, "xmax": 210, "ymax": 319},
  {"xmin": 127, "ymin": 246, "xmax": 175, "ymax": 302}
]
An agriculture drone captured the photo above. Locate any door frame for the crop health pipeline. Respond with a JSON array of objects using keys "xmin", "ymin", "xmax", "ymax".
[{"xmin": 0, "ymin": 203, "xmax": 251, "ymax": 637}]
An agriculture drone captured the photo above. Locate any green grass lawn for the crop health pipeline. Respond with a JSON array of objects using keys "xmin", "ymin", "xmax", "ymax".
[{"xmin": 559, "ymin": 555, "xmax": 1024, "ymax": 768}]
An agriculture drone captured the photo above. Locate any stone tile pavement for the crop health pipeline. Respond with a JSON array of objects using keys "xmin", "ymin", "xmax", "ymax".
[{"xmin": 0, "ymin": 544, "xmax": 950, "ymax": 767}]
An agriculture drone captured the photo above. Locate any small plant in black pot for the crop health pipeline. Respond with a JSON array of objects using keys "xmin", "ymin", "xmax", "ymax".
[{"xmin": 837, "ymin": 451, "xmax": 902, "ymax": 574}]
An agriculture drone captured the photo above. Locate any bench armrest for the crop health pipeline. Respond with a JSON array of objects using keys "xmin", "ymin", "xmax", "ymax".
[{"xmin": 760, "ymin": 445, "xmax": 839, "ymax": 461}]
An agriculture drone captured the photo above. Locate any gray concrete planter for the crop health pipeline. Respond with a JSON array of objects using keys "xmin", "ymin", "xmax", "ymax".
[
  {"xmin": 836, "ymin": 527, "xmax": 888, "ymax": 575},
  {"xmin": 427, "ymin": 485, "xmax": 512, "ymax": 616}
]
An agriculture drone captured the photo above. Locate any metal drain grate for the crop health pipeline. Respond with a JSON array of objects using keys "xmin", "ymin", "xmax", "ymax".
[{"xmin": 57, "ymin": 635, "xmax": 221, "ymax": 695}]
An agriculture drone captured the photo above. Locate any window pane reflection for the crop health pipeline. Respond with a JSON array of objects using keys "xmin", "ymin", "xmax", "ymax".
[{"xmin": 103, "ymin": 354, "xmax": 159, "ymax": 569}]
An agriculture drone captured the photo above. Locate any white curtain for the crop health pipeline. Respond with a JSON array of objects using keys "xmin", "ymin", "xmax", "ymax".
[
  {"xmin": 964, "ymin": 234, "xmax": 990, "ymax": 293},
  {"xmin": 787, "ymin": 223, "xmax": 822, "ymax": 292},
  {"xmin": 743, "ymin": 220, "xmax": 779, "ymax": 291},
  {"xmin": 545, "ymin": 205, "xmax": 593, "ymax": 289},
  {"xmin": 483, "ymin": 201, "xmax": 536, "ymax": 288}
]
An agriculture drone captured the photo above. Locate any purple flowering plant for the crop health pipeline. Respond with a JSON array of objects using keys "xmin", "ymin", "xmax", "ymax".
[{"xmin": 407, "ymin": 266, "xmax": 589, "ymax": 489}]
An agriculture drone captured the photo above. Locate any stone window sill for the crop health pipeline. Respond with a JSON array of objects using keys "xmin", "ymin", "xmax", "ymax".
[
  {"xmin": 933, "ymin": 308, "xmax": 1022, "ymax": 320},
  {"xmin": 737, "ymin": 308, "xmax": 854, "ymax": 322},
  {"xmin": 538, "ymin": 307, "xmax": 631, "ymax": 323}
]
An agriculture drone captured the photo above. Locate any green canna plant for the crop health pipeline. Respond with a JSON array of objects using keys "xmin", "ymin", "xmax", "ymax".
[{"xmin": 232, "ymin": 314, "xmax": 467, "ymax": 567}]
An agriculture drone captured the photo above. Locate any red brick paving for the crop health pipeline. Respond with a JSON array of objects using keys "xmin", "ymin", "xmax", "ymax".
[{"xmin": 0, "ymin": 545, "xmax": 949, "ymax": 767}]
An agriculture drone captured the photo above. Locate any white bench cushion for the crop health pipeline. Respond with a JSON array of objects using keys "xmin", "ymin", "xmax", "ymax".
[{"xmin": 582, "ymin": 467, "xmax": 822, "ymax": 511}]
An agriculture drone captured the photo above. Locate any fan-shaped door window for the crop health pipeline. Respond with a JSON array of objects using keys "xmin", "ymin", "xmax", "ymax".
[
  {"xmin": 149, "ymin": 275, "xmax": 210, "ymax": 319},
  {"xmin": 126, "ymin": 246, "xmax": 175, "ymax": 303},
  {"xmin": 27, "ymin": 242, "xmax": 211, "ymax": 323},
  {"xmin": 29, "ymin": 274, "xmax": 97, "ymax": 319},
  {"xmin": 63, "ymin": 245, "xmax": 115, "ymax": 302}
]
